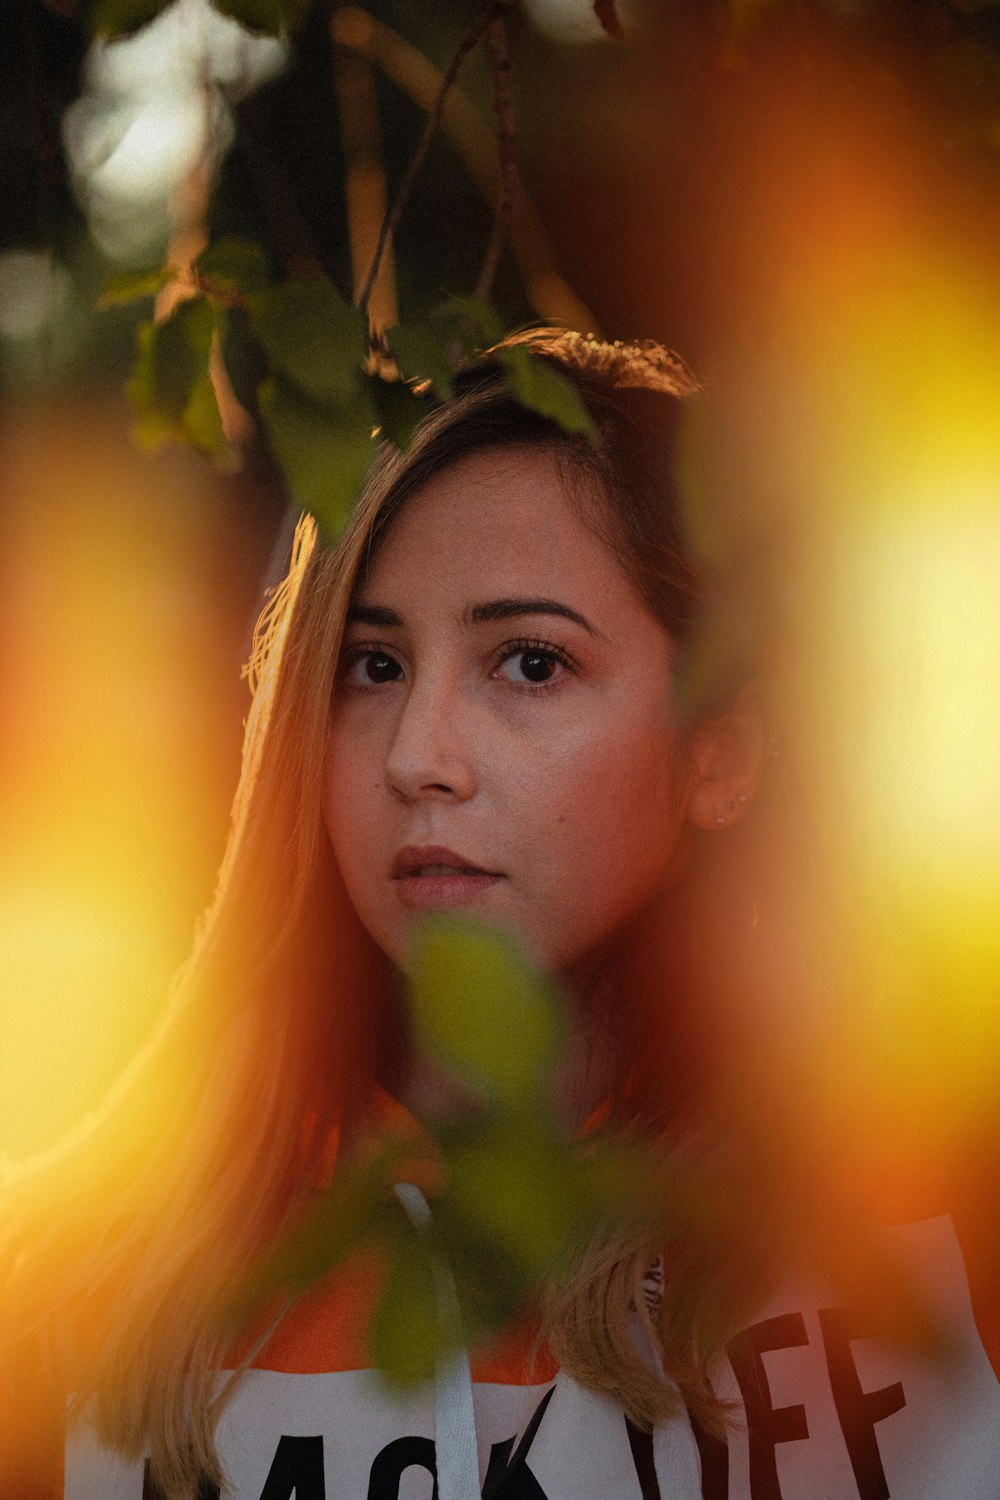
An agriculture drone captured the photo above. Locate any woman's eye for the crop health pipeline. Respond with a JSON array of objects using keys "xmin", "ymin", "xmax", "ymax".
[
  {"xmin": 495, "ymin": 643, "xmax": 571, "ymax": 687},
  {"xmin": 345, "ymin": 649, "xmax": 403, "ymax": 685}
]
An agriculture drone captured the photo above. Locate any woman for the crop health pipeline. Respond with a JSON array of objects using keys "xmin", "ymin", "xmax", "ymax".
[{"xmin": 5, "ymin": 330, "xmax": 999, "ymax": 1500}]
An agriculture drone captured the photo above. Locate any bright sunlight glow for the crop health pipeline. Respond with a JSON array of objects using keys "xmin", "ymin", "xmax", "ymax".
[
  {"xmin": 521, "ymin": 0, "xmax": 617, "ymax": 44},
  {"xmin": 63, "ymin": 0, "xmax": 286, "ymax": 259}
]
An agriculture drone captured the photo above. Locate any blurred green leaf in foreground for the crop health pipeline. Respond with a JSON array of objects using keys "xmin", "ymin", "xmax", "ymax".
[{"xmin": 231, "ymin": 918, "xmax": 658, "ymax": 1387}]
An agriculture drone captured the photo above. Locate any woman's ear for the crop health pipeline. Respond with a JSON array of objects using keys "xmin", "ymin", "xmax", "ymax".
[{"xmin": 685, "ymin": 682, "xmax": 769, "ymax": 831}]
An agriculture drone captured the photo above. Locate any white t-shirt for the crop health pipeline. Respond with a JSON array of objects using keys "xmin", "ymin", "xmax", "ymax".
[{"xmin": 64, "ymin": 1215, "xmax": 1000, "ymax": 1500}]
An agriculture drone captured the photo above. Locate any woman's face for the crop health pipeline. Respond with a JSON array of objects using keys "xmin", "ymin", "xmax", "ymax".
[{"xmin": 323, "ymin": 445, "xmax": 693, "ymax": 977}]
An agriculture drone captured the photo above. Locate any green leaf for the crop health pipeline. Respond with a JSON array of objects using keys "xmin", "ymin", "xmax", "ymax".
[
  {"xmin": 370, "ymin": 1220, "xmax": 441, "ymax": 1385},
  {"xmin": 385, "ymin": 321, "xmax": 455, "ymax": 402},
  {"xmin": 575, "ymin": 1137, "xmax": 661, "ymax": 1225},
  {"xmin": 430, "ymin": 295, "xmax": 504, "ymax": 354},
  {"xmin": 433, "ymin": 1212, "xmax": 526, "ymax": 1342},
  {"xmin": 496, "ymin": 346, "xmax": 597, "ymax": 440},
  {"xmin": 222, "ymin": 1148, "xmax": 407, "ymax": 1326},
  {"xmin": 407, "ymin": 920, "xmax": 563, "ymax": 1112},
  {"xmin": 197, "ymin": 237, "xmax": 271, "ymax": 297},
  {"xmin": 259, "ymin": 375, "xmax": 377, "ymax": 543},
  {"xmin": 127, "ymin": 300, "xmax": 223, "ymax": 455},
  {"xmin": 181, "ymin": 371, "xmax": 227, "ymax": 457},
  {"xmin": 87, "ymin": 0, "xmax": 173, "ymax": 38},
  {"xmin": 98, "ymin": 265, "xmax": 173, "ymax": 309},
  {"xmin": 250, "ymin": 278, "xmax": 368, "ymax": 406},
  {"xmin": 254, "ymin": 1168, "xmax": 397, "ymax": 1295},
  {"xmin": 129, "ymin": 325, "xmax": 173, "ymax": 448},
  {"xmin": 370, "ymin": 374, "xmax": 428, "ymax": 452},
  {"xmin": 218, "ymin": 305, "xmax": 268, "ymax": 416},
  {"xmin": 444, "ymin": 1122, "xmax": 584, "ymax": 1274},
  {"xmin": 210, "ymin": 0, "xmax": 311, "ymax": 33}
]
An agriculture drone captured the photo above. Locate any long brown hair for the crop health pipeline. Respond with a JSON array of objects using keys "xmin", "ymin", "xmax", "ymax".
[{"xmin": 1, "ymin": 329, "xmax": 732, "ymax": 1497}]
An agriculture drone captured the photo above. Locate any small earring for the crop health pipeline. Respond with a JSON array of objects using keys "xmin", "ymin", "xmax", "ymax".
[
  {"xmin": 737, "ymin": 794, "xmax": 748, "ymax": 805},
  {"xmin": 715, "ymin": 813, "xmax": 726, "ymax": 826}
]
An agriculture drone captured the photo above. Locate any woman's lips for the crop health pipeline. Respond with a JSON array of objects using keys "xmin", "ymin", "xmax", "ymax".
[{"xmin": 391, "ymin": 845, "xmax": 504, "ymax": 910}]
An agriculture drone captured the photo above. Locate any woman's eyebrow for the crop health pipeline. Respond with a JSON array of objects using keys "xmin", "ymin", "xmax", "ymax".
[
  {"xmin": 346, "ymin": 598, "xmax": 602, "ymax": 637},
  {"xmin": 346, "ymin": 603, "xmax": 403, "ymax": 628},
  {"xmin": 468, "ymin": 597, "xmax": 600, "ymax": 637}
]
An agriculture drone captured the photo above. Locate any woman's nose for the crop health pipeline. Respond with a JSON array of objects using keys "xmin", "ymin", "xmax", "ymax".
[{"xmin": 384, "ymin": 677, "xmax": 478, "ymax": 802}]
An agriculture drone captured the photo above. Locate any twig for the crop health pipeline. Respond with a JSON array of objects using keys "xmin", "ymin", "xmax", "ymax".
[
  {"xmin": 332, "ymin": 6, "xmax": 599, "ymax": 335},
  {"xmin": 354, "ymin": 1, "xmax": 509, "ymax": 314},
  {"xmin": 474, "ymin": 7, "xmax": 518, "ymax": 303}
]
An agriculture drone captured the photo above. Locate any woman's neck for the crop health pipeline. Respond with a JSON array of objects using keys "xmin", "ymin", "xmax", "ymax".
[{"xmin": 397, "ymin": 961, "xmax": 623, "ymax": 1134}]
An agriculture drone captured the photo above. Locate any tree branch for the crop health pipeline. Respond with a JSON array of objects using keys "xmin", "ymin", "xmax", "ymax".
[
  {"xmin": 354, "ymin": 1, "xmax": 508, "ymax": 316},
  {"xmin": 474, "ymin": 7, "xmax": 518, "ymax": 303},
  {"xmin": 332, "ymin": 6, "xmax": 598, "ymax": 333}
]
